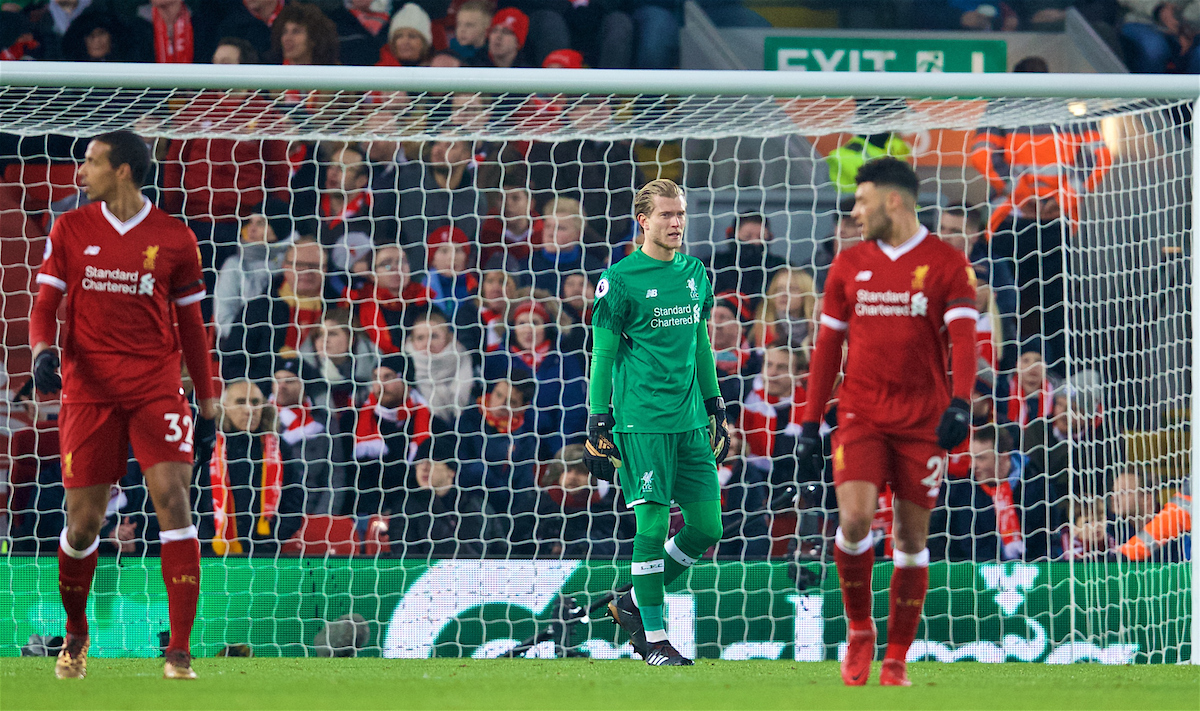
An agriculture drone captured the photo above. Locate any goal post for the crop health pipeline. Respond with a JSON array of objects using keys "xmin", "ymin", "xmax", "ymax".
[{"xmin": 0, "ymin": 61, "xmax": 1194, "ymax": 664}]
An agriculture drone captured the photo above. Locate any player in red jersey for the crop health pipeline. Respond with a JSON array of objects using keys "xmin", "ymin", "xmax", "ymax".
[
  {"xmin": 796, "ymin": 157, "xmax": 977, "ymax": 687},
  {"xmin": 28, "ymin": 131, "xmax": 218, "ymax": 681}
]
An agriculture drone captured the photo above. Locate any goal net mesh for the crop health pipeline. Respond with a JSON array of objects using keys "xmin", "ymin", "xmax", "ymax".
[{"xmin": 0, "ymin": 79, "xmax": 1191, "ymax": 663}]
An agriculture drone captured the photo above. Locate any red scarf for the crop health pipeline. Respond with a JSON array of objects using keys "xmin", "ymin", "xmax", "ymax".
[
  {"xmin": 514, "ymin": 340, "xmax": 551, "ymax": 371},
  {"xmin": 277, "ymin": 400, "xmax": 324, "ymax": 445},
  {"xmin": 1005, "ymin": 375, "xmax": 1053, "ymax": 427},
  {"xmin": 480, "ymin": 307, "xmax": 504, "ymax": 351},
  {"xmin": 282, "ymin": 303, "xmax": 324, "ymax": 354},
  {"xmin": 354, "ymin": 392, "xmax": 432, "ymax": 460},
  {"xmin": 740, "ymin": 374, "xmax": 806, "ymax": 458},
  {"xmin": 976, "ymin": 313, "xmax": 995, "ymax": 369},
  {"xmin": 347, "ymin": 282, "xmax": 432, "ymax": 354},
  {"xmin": 153, "ymin": 5, "xmax": 194, "ymax": 64},
  {"xmin": 320, "ymin": 190, "xmax": 372, "ymax": 230},
  {"xmin": 350, "ymin": 7, "xmax": 389, "ymax": 35},
  {"xmin": 251, "ymin": 0, "xmax": 284, "ymax": 26},
  {"xmin": 480, "ymin": 396, "xmax": 525, "ymax": 434},
  {"xmin": 209, "ymin": 431, "xmax": 282, "ymax": 555},
  {"xmin": 982, "ymin": 480, "xmax": 1023, "ymax": 555}
]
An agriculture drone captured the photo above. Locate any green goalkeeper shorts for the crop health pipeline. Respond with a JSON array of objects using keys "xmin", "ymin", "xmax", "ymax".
[{"xmin": 613, "ymin": 427, "xmax": 719, "ymax": 507}]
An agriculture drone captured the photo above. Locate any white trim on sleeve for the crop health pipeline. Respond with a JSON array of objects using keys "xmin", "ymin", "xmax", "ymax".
[
  {"xmin": 943, "ymin": 307, "xmax": 980, "ymax": 325},
  {"xmin": 36, "ymin": 273, "xmax": 67, "ymax": 291},
  {"xmin": 819, "ymin": 313, "xmax": 848, "ymax": 331},
  {"xmin": 173, "ymin": 290, "xmax": 206, "ymax": 306}
]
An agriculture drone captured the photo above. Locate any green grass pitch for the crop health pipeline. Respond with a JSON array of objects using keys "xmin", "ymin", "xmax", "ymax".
[{"xmin": 2, "ymin": 658, "xmax": 1196, "ymax": 710}]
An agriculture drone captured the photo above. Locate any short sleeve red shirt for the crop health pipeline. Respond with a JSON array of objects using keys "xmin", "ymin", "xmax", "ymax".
[
  {"xmin": 820, "ymin": 227, "xmax": 977, "ymax": 434},
  {"xmin": 36, "ymin": 198, "xmax": 205, "ymax": 404}
]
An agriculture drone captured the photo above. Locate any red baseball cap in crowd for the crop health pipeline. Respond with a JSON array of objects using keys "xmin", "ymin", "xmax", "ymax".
[
  {"xmin": 490, "ymin": 7, "xmax": 529, "ymax": 48},
  {"xmin": 542, "ymin": 49, "xmax": 583, "ymax": 69},
  {"xmin": 510, "ymin": 300, "xmax": 549, "ymax": 324}
]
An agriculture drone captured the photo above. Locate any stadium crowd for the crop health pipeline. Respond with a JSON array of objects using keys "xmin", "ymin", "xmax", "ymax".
[{"xmin": 0, "ymin": 0, "xmax": 1191, "ymax": 564}]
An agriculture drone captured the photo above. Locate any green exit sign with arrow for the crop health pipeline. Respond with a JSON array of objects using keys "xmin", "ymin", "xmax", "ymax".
[{"xmin": 765, "ymin": 36, "xmax": 1007, "ymax": 72}]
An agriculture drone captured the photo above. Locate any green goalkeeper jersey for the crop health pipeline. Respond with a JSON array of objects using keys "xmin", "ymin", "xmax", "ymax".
[{"xmin": 592, "ymin": 249, "xmax": 715, "ymax": 433}]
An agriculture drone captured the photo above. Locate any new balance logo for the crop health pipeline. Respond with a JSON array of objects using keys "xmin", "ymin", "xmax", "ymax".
[
  {"xmin": 854, "ymin": 270, "xmax": 873, "ymax": 282},
  {"xmin": 646, "ymin": 289, "xmax": 658, "ymax": 298},
  {"xmin": 84, "ymin": 245, "xmax": 100, "ymax": 255}
]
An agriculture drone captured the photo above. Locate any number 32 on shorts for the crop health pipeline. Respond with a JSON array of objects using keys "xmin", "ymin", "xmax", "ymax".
[
  {"xmin": 921, "ymin": 456, "xmax": 945, "ymax": 498},
  {"xmin": 164, "ymin": 412, "xmax": 195, "ymax": 453}
]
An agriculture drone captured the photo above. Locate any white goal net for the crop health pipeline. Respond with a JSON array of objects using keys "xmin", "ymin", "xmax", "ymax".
[{"xmin": 0, "ymin": 64, "xmax": 1193, "ymax": 663}]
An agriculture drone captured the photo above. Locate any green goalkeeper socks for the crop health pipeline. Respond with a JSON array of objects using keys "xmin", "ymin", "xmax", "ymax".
[
  {"xmin": 664, "ymin": 499, "xmax": 723, "ymax": 585},
  {"xmin": 631, "ymin": 504, "xmax": 670, "ymax": 631}
]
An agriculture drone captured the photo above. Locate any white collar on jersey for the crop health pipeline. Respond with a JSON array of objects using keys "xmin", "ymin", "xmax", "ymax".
[
  {"xmin": 100, "ymin": 196, "xmax": 152, "ymax": 236},
  {"xmin": 876, "ymin": 225, "xmax": 928, "ymax": 262}
]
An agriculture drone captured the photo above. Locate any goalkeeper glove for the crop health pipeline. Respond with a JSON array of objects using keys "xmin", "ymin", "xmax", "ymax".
[
  {"xmin": 795, "ymin": 421, "xmax": 824, "ymax": 482},
  {"xmin": 584, "ymin": 412, "xmax": 622, "ymax": 481},
  {"xmin": 936, "ymin": 397, "xmax": 972, "ymax": 450},
  {"xmin": 705, "ymin": 396, "xmax": 730, "ymax": 464},
  {"xmin": 32, "ymin": 349, "xmax": 61, "ymax": 395}
]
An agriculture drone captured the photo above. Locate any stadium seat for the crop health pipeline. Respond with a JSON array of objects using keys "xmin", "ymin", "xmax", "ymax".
[
  {"xmin": 282, "ymin": 515, "xmax": 357, "ymax": 556},
  {"xmin": 355, "ymin": 515, "xmax": 391, "ymax": 556}
]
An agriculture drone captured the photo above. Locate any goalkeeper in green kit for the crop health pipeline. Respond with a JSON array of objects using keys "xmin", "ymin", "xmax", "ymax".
[{"xmin": 586, "ymin": 178, "xmax": 729, "ymax": 666}]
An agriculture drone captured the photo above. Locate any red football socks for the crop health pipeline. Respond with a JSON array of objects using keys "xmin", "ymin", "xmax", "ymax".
[
  {"xmin": 886, "ymin": 549, "xmax": 930, "ymax": 662},
  {"xmin": 833, "ymin": 528, "xmax": 875, "ymax": 626},
  {"xmin": 58, "ymin": 531, "xmax": 100, "ymax": 637},
  {"xmin": 160, "ymin": 529, "xmax": 201, "ymax": 655}
]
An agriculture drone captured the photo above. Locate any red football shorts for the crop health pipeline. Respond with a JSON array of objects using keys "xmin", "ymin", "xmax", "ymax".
[
  {"xmin": 830, "ymin": 419, "xmax": 946, "ymax": 509},
  {"xmin": 58, "ymin": 392, "xmax": 195, "ymax": 489}
]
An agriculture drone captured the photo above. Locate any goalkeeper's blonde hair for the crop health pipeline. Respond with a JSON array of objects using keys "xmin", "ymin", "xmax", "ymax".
[{"xmin": 633, "ymin": 178, "xmax": 683, "ymax": 221}]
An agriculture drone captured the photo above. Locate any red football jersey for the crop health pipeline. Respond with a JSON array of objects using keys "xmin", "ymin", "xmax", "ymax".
[
  {"xmin": 36, "ymin": 198, "xmax": 206, "ymax": 404},
  {"xmin": 820, "ymin": 227, "xmax": 977, "ymax": 434}
]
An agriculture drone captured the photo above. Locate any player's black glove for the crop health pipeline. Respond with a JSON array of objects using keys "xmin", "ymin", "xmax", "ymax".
[
  {"xmin": 705, "ymin": 396, "xmax": 730, "ymax": 464},
  {"xmin": 936, "ymin": 397, "xmax": 972, "ymax": 450},
  {"xmin": 194, "ymin": 412, "xmax": 217, "ymax": 456},
  {"xmin": 32, "ymin": 349, "xmax": 61, "ymax": 395},
  {"xmin": 584, "ymin": 412, "xmax": 622, "ymax": 482},
  {"xmin": 795, "ymin": 421, "xmax": 823, "ymax": 481}
]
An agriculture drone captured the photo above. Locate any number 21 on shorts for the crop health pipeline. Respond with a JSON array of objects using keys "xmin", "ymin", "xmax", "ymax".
[
  {"xmin": 921, "ymin": 456, "xmax": 945, "ymax": 498},
  {"xmin": 164, "ymin": 412, "xmax": 195, "ymax": 453}
]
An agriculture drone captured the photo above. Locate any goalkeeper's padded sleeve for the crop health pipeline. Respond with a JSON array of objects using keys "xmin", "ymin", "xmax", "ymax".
[
  {"xmin": 694, "ymin": 319, "xmax": 721, "ymax": 401},
  {"xmin": 28, "ymin": 282, "xmax": 63, "ymax": 351},
  {"xmin": 947, "ymin": 315, "xmax": 978, "ymax": 402},
  {"xmin": 177, "ymin": 301, "xmax": 216, "ymax": 402},
  {"xmin": 589, "ymin": 325, "xmax": 619, "ymax": 415},
  {"xmin": 802, "ymin": 324, "xmax": 847, "ymax": 425}
]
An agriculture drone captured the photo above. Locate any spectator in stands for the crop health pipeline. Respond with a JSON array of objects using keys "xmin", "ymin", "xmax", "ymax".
[
  {"xmin": 472, "ymin": 269, "xmax": 516, "ymax": 352},
  {"xmin": 351, "ymin": 352, "xmax": 431, "ymax": 520},
  {"xmin": 446, "ymin": 375, "xmax": 539, "ymax": 550},
  {"xmin": 269, "ymin": 2, "xmax": 338, "ymax": 65},
  {"xmin": 812, "ymin": 199, "xmax": 861, "ymax": 290},
  {"xmin": 7, "ymin": 379, "xmax": 64, "ymax": 552},
  {"xmin": 344, "ymin": 0, "xmax": 388, "ymax": 37},
  {"xmin": 212, "ymin": 35, "xmax": 259, "ymax": 64},
  {"xmin": 424, "ymin": 225, "xmax": 478, "ymax": 319},
  {"xmin": 1003, "ymin": 340, "xmax": 1059, "ymax": 428},
  {"xmin": 34, "ymin": 0, "xmax": 100, "ymax": 60},
  {"xmin": 709, "ymin": 292, "xmax": 761, "ymax": 405},
  {"xmin": 389, "ymin": 436, "xmax": 486, "ymax": 558},
  {"xmin": 377, "ymin": 2, "xmax": 431, "ymax": 66},
  {"xmin": 271, "ymin": 356, "xmax": 331, "ymax": 513},
  {"xmin": 1060, "ymin": 496, "xmax": 1117, "ymax": 561},
  {"xmin": 404, "ymin": 305, "xmax": 477, "ymax": 425},
  {"xmin": 524, "ymin": 196, "xmax": 609, "ymax": 296},
  {"xmin": 542, "ymin": 47, "xmax": 583, "ymax": 68},
  {"xmin": 534, "ymin": 443, "xmax": 635, "ymax": 558},
  {"xmin": 135, "ymin": 0, "xmax": 207, "ymax": 64},
  {"xmin": 323, "ymin": 0, "xmax": 382, "ymax": 65},
  {"xmin": 317, "ymin": 144, "xmax": 384, "ymax": 280},
  {"xmin": 61, "ymin": 6, "xmax": 148, "ymax": 61},
  {"xmin": 940, "ymin": 205, "xmax": 1017, "ymax": 366},
  {"xmin": 397, "ymin": 139, "xmax": 488, "ymax": 253},
  {"xmin": 303, "ymin": 309, "xmax": 376, "ymax": 414},
  {"xmin": 448, "ymin": 0, "xmax": 491, "ymax": 65},
  {"xmin": 929, "ymin": 424, "xmax": 1052, "ymax": 561},
  {"xmin": 710, "ymin": 213, "xmax": 787, "ymax": 302},
  {"xmin": 523, "ymin": 135, "xmax": 643, "ymax": 245},
  {"xmin": 208, "ymin": 379, "xmax": 304, "ymax": 555},
  {"xmin": 221, "ymin": 237, "xmax": 338, "ymax": 383},
  {"xmin": 429, "ymin": 49, "xmax": 464, "ymax": 67},
  {"xmin": 486, "ymin": 7, "xmax": 529, "ymax": 68},
  {"xmin": 1118, "ymin": 0, "xmax": 1200, "ymax": 74},
  {"xmin": 748, "ymin": 268, "xmax": 816, "ymax": 352},
  {"xmin": 550, "ymin": 270, "xmax": 592, "ymax": 354},
  {"xmin": 740, "ymin": 344, "xmax": 807, "ymax": 487},
  {"xmin": 1114, "ymin": 470, "xmax": 1191, "ymax": 562},
  {"xmin": 1, "ymin": 10, "xmax": 38, "ymax": 61},
  {"xmin": 714, "ymin": 423, "xmax": 771, "ymax": 558},
  {"xmin": 483, "ymin": 300, "xmax": 588, "ymax": 459},
  {"xmin": 479, "ymin": 179, "xmax": 542, "ymax": 269},
  {"xmin": 346, "ymin": 245, "xmax": 433, "ymax": 355},
  {"xmin": 213, "ymin": 214, "xmax": 286, "ymax": 341},
  {"xmin": 211, "ymin": 0, "xmax": 280, "ymax": 60}
]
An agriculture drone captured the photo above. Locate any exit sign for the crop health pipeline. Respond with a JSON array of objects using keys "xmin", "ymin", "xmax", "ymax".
[{"xmin": 764, "ymin": 36, "xmax": 1006, "ymax": 72}]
